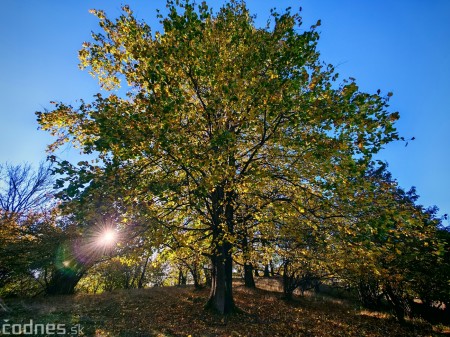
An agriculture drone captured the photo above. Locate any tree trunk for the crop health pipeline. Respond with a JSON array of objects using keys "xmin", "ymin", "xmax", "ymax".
[
  {"xmin": 178, "ymin": 269, "xmax": 187, "ymax": 286},
  {"xmin": 241, "ymin": 230, "xmax": 255, "ymax": 288},
  {"xmin": 205, "ymin": 185, "xmax": 236, "ymax": 314},
  {"xmin": 203, "ymin": 179, "xmax": 238, "ymax": 314},
  {"xmin": 270, "ymin": 261, "xmax": 275, "ymax": 277},
  {"xmin": 206, "ymin": 245, "xmax": 235, "ymax": 314},
  {"xmin": 193, "ymin": 273, "xmax": 201, "ymax": 289},
  {"xmin": 282, "ymin": 261, "xmax": 295, "ymax": 300},
  {"xmin": 244, "ymin": 262, "xmax": 256, "ymax": 288},
  {"xmin": 46, "ymin": 267, "xmax": 83, "ymax": 295},
  {"xmin": 204, "ymin": 266, "xmax": 212, "ymax": 287},
  {"xmin": 138, "ymin": 255, "xmax": 150, "ymax": 289},
  {"xmin": 384, "ymin": 284, "xmax": 411, "ymax": 323},
  {"xmin": 263, "ymin": 264, "xmax": 270, "ymax": 277},
  {"xmin": 189, "ymin": 263, "xmax": 202, "ymax": 289},
  {"xmin": 358, "ymin": 279, "xmax": 382, "ymax": 310},
  {"xmin": 283, "ymin": 272, "xmax": 293, "ymax": 300}
]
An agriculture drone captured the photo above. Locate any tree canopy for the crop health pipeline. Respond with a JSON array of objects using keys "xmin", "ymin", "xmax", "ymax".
[{"xmin": 36, "ymin": 0, "xmax": 415, "ymax": 314}]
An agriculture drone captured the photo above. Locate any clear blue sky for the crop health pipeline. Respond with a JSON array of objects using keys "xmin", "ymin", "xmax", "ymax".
[{"xmin": 1, "ymin": 1, "xmax": 449, "ymax": 220}]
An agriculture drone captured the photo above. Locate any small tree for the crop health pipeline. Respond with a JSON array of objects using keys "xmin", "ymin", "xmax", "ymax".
[
  {"xmin": 335, "ymin": 164, "xmax": 446, "ymax": 322},
  {"xmin": 0, "ymin": 162, "xmax": 58, "ymax": 296}
]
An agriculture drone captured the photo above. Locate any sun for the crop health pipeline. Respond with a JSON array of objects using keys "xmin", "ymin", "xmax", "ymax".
[
  {"xmin": 97, "ymin": 228, "xmax": 117, "ymax": 247},
  {"xmin": 78, "ymin": 226, "xmax": 120, "ymax": 259}
]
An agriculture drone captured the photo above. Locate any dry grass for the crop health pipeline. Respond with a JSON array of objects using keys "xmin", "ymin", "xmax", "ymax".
[{"xmin": 1, "ymin": 282, "xmax": 448, "ymax": 337}]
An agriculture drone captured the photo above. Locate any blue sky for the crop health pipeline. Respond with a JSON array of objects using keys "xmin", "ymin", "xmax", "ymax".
[{"xmin": 1, "ymin": 1, "xmax": 449, "ymax": 220}]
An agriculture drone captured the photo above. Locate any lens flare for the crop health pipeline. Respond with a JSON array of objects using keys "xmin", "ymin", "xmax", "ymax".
[{"xmin": 97, "ymin": 229, "xmax": 117, "ymax": 247}]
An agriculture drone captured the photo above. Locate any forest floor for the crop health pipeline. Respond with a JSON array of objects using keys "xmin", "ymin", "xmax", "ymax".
[{"xmin": 1, "ymin": 280, "xmax": 449, "ymax": 337}]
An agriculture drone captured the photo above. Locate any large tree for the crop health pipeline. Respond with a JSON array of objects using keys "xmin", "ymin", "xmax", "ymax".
[{"xmin": 37, "ymin": 0, "xmax": 399, "ymax": 313}]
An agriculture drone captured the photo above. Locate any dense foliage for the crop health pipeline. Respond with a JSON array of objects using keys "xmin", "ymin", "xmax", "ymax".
[{"xmin": 0, "ymin": 0, "xmax": 448, "ymax": 325}]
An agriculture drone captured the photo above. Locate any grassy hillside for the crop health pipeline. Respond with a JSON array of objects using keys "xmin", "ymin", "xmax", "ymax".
[{"xmin": 1, "ymin": 282, "xmax": 448, "ymax": 337}]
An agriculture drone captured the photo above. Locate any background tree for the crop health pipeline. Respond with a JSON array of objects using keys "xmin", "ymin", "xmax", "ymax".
[
  {"xmin": 0, "ymin": 162, "xmax": 59, "ymax": 295},
  {"xmin": 0, "ymin": 162, "xmax": 53, "ymax": 220},
  {"xmin": 333, "ymin": 163, "xmax": 447, "ymax": 322}
]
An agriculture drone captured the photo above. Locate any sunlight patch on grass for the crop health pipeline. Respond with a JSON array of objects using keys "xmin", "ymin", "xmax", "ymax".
[
  {"xmin": 358, "ymin": 309, "xmax": 391, "ymax": 319},
  {"xmin": 432, "ymin": 324, "xmax": 450, "ymax": 334},
  {"xmin": 95, "ymin": 328, "xmax": 113, "ymax": 336}
]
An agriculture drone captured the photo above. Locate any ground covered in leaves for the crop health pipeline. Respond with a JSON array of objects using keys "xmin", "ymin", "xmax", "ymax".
[{"xmin": 2, "ymin": 282, "xmax": 449, "ymax": 336}]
